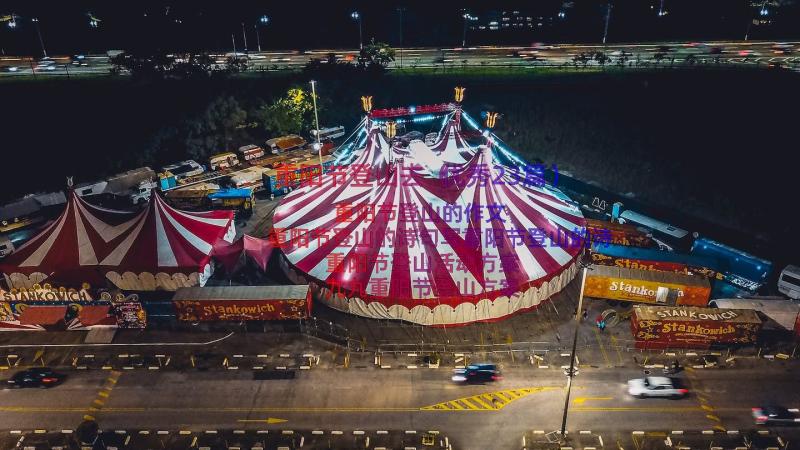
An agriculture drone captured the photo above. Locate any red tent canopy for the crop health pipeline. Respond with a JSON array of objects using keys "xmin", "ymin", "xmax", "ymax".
[
  {"xmin": 0, "ymin": 192, "xmax": 138, "ymax": 288},
  {"xmin": 102, "ymin": 194, "xmax": 235, "ymax": 291}
]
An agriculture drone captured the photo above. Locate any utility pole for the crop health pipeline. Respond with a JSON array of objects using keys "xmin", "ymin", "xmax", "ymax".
[
  {"xmin": 560, "ymin": 264, "xmax": 589, "ymax": 438},
  {"xmin": 602, "ymin": 3, "xmax": 613, "ymax": 45},
  {"xmin": 241, "ymin": 22, "xmax": 248, "ymax": 52}
]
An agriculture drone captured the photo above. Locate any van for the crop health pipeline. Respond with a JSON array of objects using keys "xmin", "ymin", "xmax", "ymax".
[
  {"xmin": 238, "ymin": 144, "xmax": 265, "ymax": 162},
  {"xmin": 778, "ymin": 265, "xmax": 800, "ymax": 300},
  {"xmin": 209, "ymin": 152, "xmax": 240, "ymax": 171}
]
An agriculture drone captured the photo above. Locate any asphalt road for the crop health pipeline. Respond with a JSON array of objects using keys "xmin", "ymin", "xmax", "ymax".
[
  {"xmin": 1, "ymin": 40, "xmax": 798, "ymax": 77},
  {"xmin": 1, "ymin": 364, "xmax": 798, "ymax": 450}
]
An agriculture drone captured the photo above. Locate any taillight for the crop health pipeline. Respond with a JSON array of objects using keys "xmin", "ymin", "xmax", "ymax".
[
  {"xmin": 679, "ymin": 389, "xmax": 688, "ymax": 394},
  {"xmin": 491, "ymin": 375, "xmax": 503, "ymax": 381},
  {"xmin": 757, "ymin": 416, "xmax": 768, "ymax": 423},
  {"xmin": 41, "ymin": 377, "xmax": 56, "ymax": 383}
]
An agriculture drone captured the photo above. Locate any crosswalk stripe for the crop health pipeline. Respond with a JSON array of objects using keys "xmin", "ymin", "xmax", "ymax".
[
  {"xmin": 460, "ymin": 398, "xmax": 480, "ymax": 409},
  {"xmin": 471, "ymin": 396, "xmax": 493, "ymax": 410},
  {"xmin": 419, "ymin": 386, "xmax": 557, "ymax": 411}
]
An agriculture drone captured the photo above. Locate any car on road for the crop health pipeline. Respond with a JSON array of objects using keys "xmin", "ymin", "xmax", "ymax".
[
  {"xmin": 627, "ymin": 376, "xmax": 688, "ymax": 399},
  {"xmin": 752, "ymin": 406, "xmax": 800, "ymax": 425},
  {"xmin": 452, "ymin": 363, "xmax": 502, "ymax": 384},
  {"xmin": 6, "ymin": 368, "xmax": 66, "ymax": 388}
]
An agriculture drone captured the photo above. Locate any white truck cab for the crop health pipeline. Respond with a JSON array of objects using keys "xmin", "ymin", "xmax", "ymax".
[{"xmin": 778, "ymin": 265, "xmax": 800, "ymax": 300}]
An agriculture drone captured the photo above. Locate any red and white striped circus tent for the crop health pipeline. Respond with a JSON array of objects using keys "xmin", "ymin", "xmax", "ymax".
[
  {"xmin": 1, "ymin": 192, "xmax": 235, "ymax": 291},
  {"xmin": 101, "ymin": 194, "xmax": 236, "ymax": 291},
  {"xmin": 274, "ymin": 120, "xmax": 585, "ymax": 325},
  {"xmin": 0, "ymin": 191, "xmax": 138, "ymax": 288}
]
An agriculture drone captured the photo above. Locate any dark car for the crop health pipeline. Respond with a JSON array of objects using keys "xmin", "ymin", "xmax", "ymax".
[
  {"xmin": 452, "ymin": 363, "xmax": 502, "ymax": 384},
  {"xmin": 753, "ymin": 406, "xmax": 800, "ymax": 425},
  {"xmin": 6, "ymin": 368, "xmax": 66, "ymax": 388}
]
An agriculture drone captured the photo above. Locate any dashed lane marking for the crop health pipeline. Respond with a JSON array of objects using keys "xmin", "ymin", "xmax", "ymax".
[{"xmin": 420, "ymin": 387, "xmax": 558, "ymax": 411}]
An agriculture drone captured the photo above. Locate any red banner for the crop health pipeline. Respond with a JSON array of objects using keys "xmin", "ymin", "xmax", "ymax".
[{"xmin": 174, "ymin": 298, "xmax": 308, "ymax": 321}]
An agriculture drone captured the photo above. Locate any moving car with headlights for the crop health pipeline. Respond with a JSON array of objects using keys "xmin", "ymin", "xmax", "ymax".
[
  {"xmin": 752, "ymin": 406, "xmax": 800, "ymax": 425},
  {"xmin": 6, "ymin": 368, "xmax": 66, "ymax": 388},
  {"xmin": 451, "ymin": 363, "xmax": 502, "ymax": 384},
  {"xmin": 627, "ymin": 376, "xmax": 688, "ymax": 399}
]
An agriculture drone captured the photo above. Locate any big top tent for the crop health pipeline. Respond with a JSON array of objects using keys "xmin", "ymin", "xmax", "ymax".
[
  {"xmin": 1, "ymin": 191, "xmax": 236, "ymax": 292},
  {"xmin": 0, "ymin": 191, "xmax": 138, "ymax": 288},
  {"xmin": 273, "ymin": 106, "xmax": 585, "ymax": 326},
  {"xmin": 101, "ymin": 193, "xmax": 235, "ymax": 291}
]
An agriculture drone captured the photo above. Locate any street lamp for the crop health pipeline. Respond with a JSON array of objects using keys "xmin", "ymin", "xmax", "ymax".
[
  {"xmin": 87, "ymin": 12, "xmax": 101, "ymax": 28},
  {"xmin": 559, "ymin": 264, "xmax": 591, "ymax": 438},
  {"xmin": 351, "ymin": 11, "xmax": 363, "ymax": 50},
  {"xmin": 602, "ymin": 2, "xmax": 613, "ymax": 45},
  {"xmin": 31, "ymin": 17, "xmax": 47, "ymax": 58},
  {"xmin": 255, "ymin": 15, "xmax": 269, "ymax": 52},
  {"xmin": 558, "ymin": 11, "xmax": 566, "ymax": 19},
  {"xmin": 657, "ymin": 0, "xmax": 667, "ymax": 17},
  {"xmin": 461, "ymin": 10, "xmax": 478, "ymax": 48},
  {"xmin": 310, "ymin": 80, "xmax": 323, "ymax": 166}
]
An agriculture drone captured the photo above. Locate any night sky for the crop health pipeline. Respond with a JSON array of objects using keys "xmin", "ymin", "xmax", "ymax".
[{"xmin": 1, "ymin": 0, "xmax": 799, "ymax": 56}]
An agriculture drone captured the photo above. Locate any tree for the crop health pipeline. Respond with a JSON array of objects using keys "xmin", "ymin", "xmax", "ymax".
[
  {"xmin": 357, "ymin": 39, "xmax": 396, "ymax": 72},
  {"xmin": 256, "ymin": 87, "xmax": 317, "ymax": 136},
  {"xmin": 225, "ymin": 56, "xmax": 249, "ymax": 74},
  {"xmin": 183, "ymin": 96, "xmax": 250, "ymax": 161}
]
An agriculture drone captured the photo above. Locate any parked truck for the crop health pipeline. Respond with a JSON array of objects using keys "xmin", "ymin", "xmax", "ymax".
[
  {"xmin": 590, "ymin": 242, "xmax": 724, "ymax": 281},
  {"xmin": 584, "ymin": 264, "xmax": 711, "ymax": 307},
  {"xmin": 630, "ymin": 304, "xmax": 761, "ymax": 349},
  {"xmin": 585, "ymin": 218, "xmax": 652, "ymax": 248}
]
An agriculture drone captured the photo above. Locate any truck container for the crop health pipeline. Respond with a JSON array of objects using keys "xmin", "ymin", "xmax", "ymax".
[
  {"xmin": 172, "ymin": 285, "xmax": 311, "ymax": 321},
  {"xmin": 266, "ymin": 135, "xmax": 307, "ymax": 154},
  {"xmin": 584, "ymin": 218, "xmax": 652, "ymax": 248},
  {"xmin": 263, "ymin": 154, "xmax": 335, "ymax": 196},
  {"xmin": 590, "ymin": 242, "xmax": 723, "ymax": 281},
  {"xmin": 230, "ymin": 167, "xmax": 271, "ymax": 192},
  {"xmin": 617, "ymin": 209, "xmax": 692, "ymax": 251},
  {"xmin": 164, "ymin": 183, "xmax": 219, "ymax": 210},
  {"xmin": 584, "ymin": 264, "xmax": 711, "ymax": 306},
  {"xmin": 631, "ymin": 305, "xmax": 762, "ymax": 349},
  {"xmin": 208, "ymin": 152, "xmax": 240, "ymax": 171},
  {"xmin": 208, "ymin": 188, "xmax": 254, "ymax": 214},
  {"xmin": 691, "ymin": 237, "xmax": 772, "ymax": 292}
]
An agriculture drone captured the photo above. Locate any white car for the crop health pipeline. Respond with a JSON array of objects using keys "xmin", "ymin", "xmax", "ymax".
[{"xmin": 627, "ymin": 377, "xmax": 688, "ymax": 399}]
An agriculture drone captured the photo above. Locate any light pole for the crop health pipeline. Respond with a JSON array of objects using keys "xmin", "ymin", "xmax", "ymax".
[
  {"xmin": 231, "ymin": 33, "xmax": 237, "ymax": 55},
  {"xmin": 351, "ymin": 11, "xmax": 362, "ymax": 50},
  {"xmin": 255, "ymin": 15, "xmax": 269, "ymax": 52},
  {"xmin": 310, "ymin": 80, "xmax": 322, "ymax": 166},
  {"xmin": 397, "ymin": 7, "xmax": 405, "ymax": 68},
  {"xmin": 602, "ymin": 2, "xmax": 613, "ymax": 45},
  {"xmin": 31, "ymin": 18, "xmax": 47, "ymax": 58},
  {"xmin": 241, "ymin": 22, "xmax": 248, "ymax": 52},
  {"xmin": 461, "ymin": 10, "xmax": 477, "ymax": 48},
  {"xmin": 745, "ymin": 0, "xmax": 769, "ymax": 41},
  {"xmin": 657, "ymin": 0, "xmax": 667, "ymax": 17},
  {"xmin": 560, "ymin": 264, "xmax": 590, "ymax": 438}
]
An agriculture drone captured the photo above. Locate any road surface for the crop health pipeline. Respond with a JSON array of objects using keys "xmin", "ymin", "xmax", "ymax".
[
  {"xmin": 1, "ymin": 40, "xmax": 798, "ymax": 77},
  {"xmin": 1, "ymin": 363, "xmax": 798, "ymax": 450}
]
